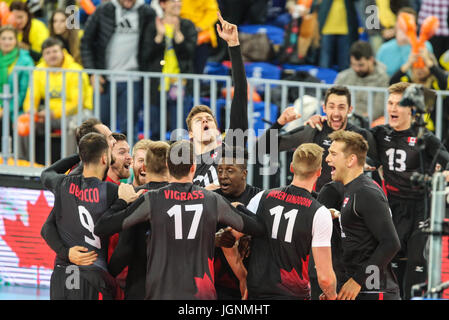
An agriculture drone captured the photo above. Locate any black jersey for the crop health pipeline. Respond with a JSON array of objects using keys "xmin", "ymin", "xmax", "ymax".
[
  {"xmin": 109, "ymin": 181, "xmax": 169, "ymax": 300},
  {"xmin": 193, "ymin": 46, "xmax": 248, "ymax": 188},
  {"xmin": 258, "ymin": 121, "xmax": 375, "ymax": 191},
  {"xmin": 246, "ymin": 185, "xmax": 333, "ymax": 300},
  {"xmin": 94, "ymin": 182, "xmax": 264, "ymax": 300},
  {"xmin": 41, "ymin": 155, "xmax": 118, "ymax": 271},
  {"xmin": 339, "ymin": 174, "xmax": 400, "ymax": 294},
  {"xmin": 213, "ymin": 184, "xmax": 262, "ymax": 299},
  {"xmin": 371, "ymin": 125, "xmax": 449, "ymax": 199}
]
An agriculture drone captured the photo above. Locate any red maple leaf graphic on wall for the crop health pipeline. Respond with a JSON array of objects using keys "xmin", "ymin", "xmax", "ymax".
[
  {"xmin": 1, "ymin": 190, "xmax": 55, "ymax": 286},
  {"xmin": 278, "ymin": 257, "xmax": 310, "ymax": 297},
  {"xmin": 194, "ymin": 258, "xmax": 217, "ymax": 300}
]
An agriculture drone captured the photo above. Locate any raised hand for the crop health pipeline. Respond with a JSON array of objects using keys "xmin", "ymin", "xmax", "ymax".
[
  {"xmin": 277, "ymin": 106, "xmax": 301, "ymax": 126},
  {"xmin": 216, "ymin": 11, "xmax": 239, "ymax": 47}
]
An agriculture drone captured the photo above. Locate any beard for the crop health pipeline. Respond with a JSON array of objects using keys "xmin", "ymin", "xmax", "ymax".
[{"xmin": 356, "ymin": 70, "xmax": 370, "ymax": 78}]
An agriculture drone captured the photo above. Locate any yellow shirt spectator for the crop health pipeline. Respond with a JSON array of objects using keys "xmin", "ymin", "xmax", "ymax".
[{"xmin": 23, "ymin": 49, "xmax": 93, "ymax": 119}]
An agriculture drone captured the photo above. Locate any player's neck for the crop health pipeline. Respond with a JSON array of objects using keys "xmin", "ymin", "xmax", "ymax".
[
  {"xmin": 145, "ymin": 172, "xmax": 169, "ymax": 183},
  {"xmin": 291, "ymin": 177, "xmax": 315, "ymax": 193},
  {"xmin": 107, "ymin": 169, "xmax": 120, "ymax": 184},
  {"xmin": 169, "ymin": 176, "xmax": 192, "ymax": 184},
  {"xmin": 194, "ymin": 139, "xmax": 218, "ymax": 155},
  {"xmin": 83, "ymin": 166, "xmax": 106, "ymax": 181},
  {"xmin": 342, "ymin": 168, "xmax": 364, "ymax": 186}
]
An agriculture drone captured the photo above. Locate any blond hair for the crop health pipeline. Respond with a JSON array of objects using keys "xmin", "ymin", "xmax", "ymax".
[
  {"xmin": 132, "ymin": 139, "xmax": 153, "ymax": 158},
  {"xmin": 291, "ymin": 143, "xmax": 324, "ymax": 179},
  {"xmin": 146, "ymin": 141, "xmax": 170, "ymax": 175}
]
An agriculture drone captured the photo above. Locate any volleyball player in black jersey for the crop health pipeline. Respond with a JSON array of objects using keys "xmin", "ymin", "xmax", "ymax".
[
  {"xmin": 94, "ymin": 141, "xmax": 265, "ymax": 300},
  {"xmin": 326, "ymin": 130, "xmax": 401, "ymax": 300},
  {"xmin": 244, "ymin": 143, "xmax": 336, "ymax": 300},
  {"xmin": 40, "ymin": 133, "xmax": 141, "ymax": 299},
  {"xmin": 108, "ymin": 141, "xmax": 170, "ymax": 300}
]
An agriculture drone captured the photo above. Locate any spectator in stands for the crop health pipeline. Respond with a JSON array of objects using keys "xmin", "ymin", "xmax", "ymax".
[
  {"xmin": 318, "ymin": 0, "xmax": 359, "ymax": 71},
  {"xmin": 0, "ymin": 25, "xmax": 34, "ymax": 153},
  {"xmin": 0, "ymin": 26, "xmax": 34, "ymax": 121},
  {"xmin": 19, "ymin": 37, "xmax": 93, "ymax": 161},
  {"xmin": 80, "ymin": 0, "xmax": 156, "ymax": 137},
  {"xmin": 49, "ymin": 8, "xmax": 83, "ymax": 65},
  {"xmin": 376, "ymin": 7, "xmax": 434, "ymax": 77},
  {"xmin": 334, "ymin": 41, "xmax": 390, "ymax": 121},
  {"xmin": 180, "ymin": 0, "xmax": 218, "ymax": 74},
  {"xmin": 146, "ymin": 0, "xmax": 197, "ymax": 139},
  {"xmin": 389, "ymin": 47, "xmax": 449, "ymax": 142},
  {"xmin": 9, "ymin": 1, "xmax": 49, "ymax": 63},
  {"xmin": 418, "ymin": 0, "xmax": 449, "ymax": 61}
]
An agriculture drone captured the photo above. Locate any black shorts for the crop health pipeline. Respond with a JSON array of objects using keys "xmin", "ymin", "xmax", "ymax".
[
  {"xmin": 50, "ymin": 265, "xmax": 120, "ymax": 300},
  {"xmin": 388, "ymin": 196, "xmax": 427, "ymax": 259}
]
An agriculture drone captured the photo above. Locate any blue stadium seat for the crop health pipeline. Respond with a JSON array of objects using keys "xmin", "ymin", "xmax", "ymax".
[
  {"xmin": 282, "ymin": 64, "xmax": 338, "ymax": 84},
  {"xmin": 238, "ymin": 25, "xmax": 285, "ymax": 45}
]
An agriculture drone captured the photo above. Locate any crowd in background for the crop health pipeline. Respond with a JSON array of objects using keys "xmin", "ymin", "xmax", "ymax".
[{"xmin": 0, "ymin": 0, "xmax": 449, "ymax": 165}]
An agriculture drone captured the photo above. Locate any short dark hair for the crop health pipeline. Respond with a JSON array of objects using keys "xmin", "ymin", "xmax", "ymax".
[
  {"xmin": 167, "ymin": 140, "xmax": 195, "ymax": 179},
  {"xmin": 350, "ymin": 41, "xmax": 374, "ymax": 60},
  {"xmin": 220, "ymin": 145, "xmax": 248, "ymax": 169},
  {"xmin": 41, "ymin": 37, "xmax": 64, "ymax": 52},
  {"xmin": 324, "ymin": 85, "xmax": 351, "ymax": 107},
  {"xmin": 112, "ymin": 132, "xmax": 127, "ymax": 142},
  {"xmin": 75, "ymin": 118, "xmax": 102, "ymax": 146},
  {"xmin": 78, "ymin": 132, "xmax": 109, "ymax": 165}
]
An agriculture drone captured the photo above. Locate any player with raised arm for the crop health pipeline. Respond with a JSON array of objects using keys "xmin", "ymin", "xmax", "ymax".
[
  {"xmin": 94, "ymin": 140, "xmax": 265, "ymax": 300},
  {"xmin": 40, "ymin": 133, "xmax": 141, "ymax": 299},
  {"xmin": 257, "ymin": 85, "xmax": 376, "ymax": 192},
  {"xmin": 188, "ymin": 12, "xmax": 248, "ymax": 189},
  {"xmin": 326, "ymin": 130, "xmax": 401, "ymax": 300},
  {"xmin": 245, "ymin": 143, "xmax": 337, "ymax": 300}
]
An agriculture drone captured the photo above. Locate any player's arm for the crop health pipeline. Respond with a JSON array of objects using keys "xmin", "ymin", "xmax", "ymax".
[
  {"xmin": 107, "ymin": 227, "xmax": 136, "ymax": 277},
  {"xmin": 94, "ymin": 184, "xmax": 148, "ymax": 237},
  {"xmin": 221, "ymin": 245, "xmax": 248, "ymax": 300},
  {"xmin": 350, "ymin": 191, "xmax": 401, "ymax": 290},
  {"xmin": 216, "ymin": 195, "xmax": 265, "ymax": 237},
  {"xmin": 216, "ymin": 12, "xmax": 247, "ymax": 134},
  {"xmin": 255, "ymin": 107, "xmax": 313, "ymax": 155},
  {"xmin": 40, "ymin": 154, "xmax": 80, "ymax": 192},
  {"xmin": 41, "ymin": 198, "xmax": 98, "ymax": 266},
  {"xmin": 311, "ymin": 206, "xmax": 337, "ymax": 300}
]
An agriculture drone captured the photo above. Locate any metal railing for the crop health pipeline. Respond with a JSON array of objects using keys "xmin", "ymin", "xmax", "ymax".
[{"xmin": 1, "ymin": 66, "xmax": 449, "ymax": 191}]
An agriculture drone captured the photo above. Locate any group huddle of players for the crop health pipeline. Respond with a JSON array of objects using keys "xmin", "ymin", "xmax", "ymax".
[{"xmin": 39, "ymin": 15, "xmax": 449, "ymax": 301}]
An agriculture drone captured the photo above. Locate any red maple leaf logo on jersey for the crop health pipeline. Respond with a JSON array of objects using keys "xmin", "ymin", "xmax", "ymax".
[
  {"xmin": 194, "ymin": 258, "xmax": 217, "ymax": 300},
  {"xmin": 1, "ymin": 191, "xmax": 55, "ymax": 285},
  {"xmin": 278, "ymin": 257, "xmax": 310, "ymax": 297}
]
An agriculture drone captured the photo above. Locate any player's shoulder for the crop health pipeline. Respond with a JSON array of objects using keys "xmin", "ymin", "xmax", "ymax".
[{"xmin": 354, "ymin": 175, "xmax": 386, "ymax": 201}]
